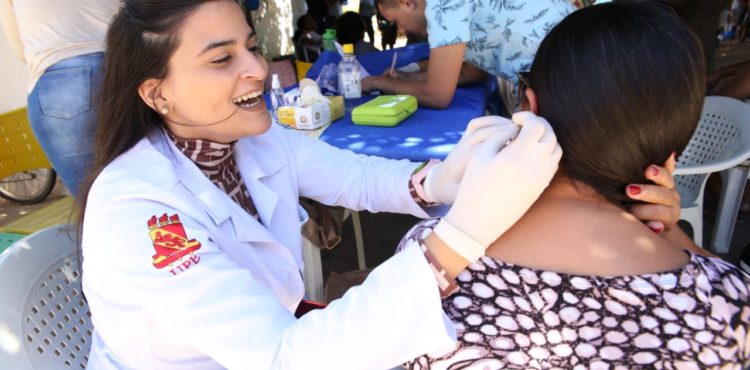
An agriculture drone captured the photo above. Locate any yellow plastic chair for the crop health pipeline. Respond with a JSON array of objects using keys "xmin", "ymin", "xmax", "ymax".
[
  {"xmin": 295, "ymin": 60, "xmax": 313, "ymax": 82},
  {"xmin": 0, "ymin": 108, "xmax": 56, "ymax": 204}
]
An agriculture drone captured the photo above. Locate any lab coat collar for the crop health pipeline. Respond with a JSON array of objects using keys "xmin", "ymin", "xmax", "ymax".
[
  {"xmin": 232, "ymin": 128, "xmax": 289, "ymax": 227},
  {"xmin": 149, "ymin": 129, "xmax": 287, "ymax": 245},
  {"xmin": 234, "ymin": 129, "xmax": 288, "ymax": 181}
]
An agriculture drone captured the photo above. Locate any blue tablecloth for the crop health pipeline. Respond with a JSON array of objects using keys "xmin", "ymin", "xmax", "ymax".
[
  {"xmin": 303, "ymin": 44, "xmax": 491, "ymax": 161},
  {"xmin": 306, "ymin": 44, "xmax": 431, "ymax": 81}
]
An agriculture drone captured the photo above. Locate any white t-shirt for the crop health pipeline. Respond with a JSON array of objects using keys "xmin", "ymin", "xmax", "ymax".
[{"xmin": 5, "ymin": 0, "xmax": 120, "ymax": 90}]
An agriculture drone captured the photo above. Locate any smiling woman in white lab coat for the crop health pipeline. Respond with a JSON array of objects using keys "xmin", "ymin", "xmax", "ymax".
[{"xmin": 77, "ymin": 1, "xmax": 686, "ymax": 369}]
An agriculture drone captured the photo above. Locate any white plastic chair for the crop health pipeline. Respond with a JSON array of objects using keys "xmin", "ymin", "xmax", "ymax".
[
  {"xmin": 0, "ymin": 225, "xmax": 92, "ymax": 369},
  {"xmin": 675, "ymin": 96, "xmax": 750, "ymax": 252},
  {"xmin": 294, "ymin": 42, "xmax": 321, "ymax": 63}
]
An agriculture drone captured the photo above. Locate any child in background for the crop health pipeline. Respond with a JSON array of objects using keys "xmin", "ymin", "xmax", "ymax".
[
  {"xmin": 376, "ymin": 10, "xmax": 397, "ymax": 50},
  {"xmin": 293, "ymin": 14, "xmax": 322, "ymax": 47},
  {"xmin": 293, "ymin": 14, "xmax": 322, "ymax": 62},
  {"xmin": 335, "ymin": 11, "xmax": 379, "ymax": 56}
]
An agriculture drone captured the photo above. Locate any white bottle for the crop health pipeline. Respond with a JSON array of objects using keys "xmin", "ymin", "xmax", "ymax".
[
  {"xmin": 270, "ymin": 74, "xmax": 285, "ymax": 121},
  {"xmin": 337, "ymin": 44, "xmax": 362, "ymax": 104}
]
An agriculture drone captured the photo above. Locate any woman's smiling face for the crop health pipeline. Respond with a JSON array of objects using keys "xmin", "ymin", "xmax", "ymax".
[{"xmin": 144, "ymin": 0, "xmax": 271, "ymax": 143}]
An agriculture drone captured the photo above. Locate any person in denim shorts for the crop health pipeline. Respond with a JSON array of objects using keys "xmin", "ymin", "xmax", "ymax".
[{"xmin": 0, "ymin": 0, "xmax": 120, "ymax": 196}]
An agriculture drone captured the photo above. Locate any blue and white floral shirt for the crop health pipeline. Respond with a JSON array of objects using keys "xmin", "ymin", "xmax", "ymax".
[{"xmin": 426, "ymin": 0, "xmax": 575, "ymax": 81}]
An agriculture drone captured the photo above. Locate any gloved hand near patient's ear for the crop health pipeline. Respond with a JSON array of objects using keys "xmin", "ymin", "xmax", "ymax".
[
  {"xmin": 433, "ymin": 112, "xmax": 562, "ymax": 262},
  {"xmin": 423, "ymin": 116, "xmax": 520, "ymax": 205}
]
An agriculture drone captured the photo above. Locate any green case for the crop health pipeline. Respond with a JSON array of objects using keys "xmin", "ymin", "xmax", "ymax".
[{"xmin": 351, "ymin": 95, "xmax": 418, "ymax": 127}]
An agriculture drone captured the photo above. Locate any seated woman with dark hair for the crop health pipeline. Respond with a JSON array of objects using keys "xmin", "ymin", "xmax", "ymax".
[{"xmin": 404, "ymin": 1, "xmax": 750, "ymax": 368}]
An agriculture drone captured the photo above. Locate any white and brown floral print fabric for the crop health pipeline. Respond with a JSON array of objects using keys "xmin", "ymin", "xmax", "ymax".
[{"xmin": 401, "ymin": 220, "xmax": 750, "ymax": 369}]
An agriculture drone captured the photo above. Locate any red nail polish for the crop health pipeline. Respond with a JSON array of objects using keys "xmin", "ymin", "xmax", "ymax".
[
  {"xmin": 650, "ymin": 165, "xmax": 659, "ymax": 177},
  {"xmin": 628, "ymin": 185, "xmax": 641, "ymax": 195}
]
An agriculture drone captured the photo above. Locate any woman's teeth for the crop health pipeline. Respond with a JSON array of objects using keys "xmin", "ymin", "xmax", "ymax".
[
  {"xmin": 232, "ymin": 90, "xmax": 263, "ymax": 108},
  {"xmin": 236, "ymin": 96, "xmax": 261, "ymax": 108}
]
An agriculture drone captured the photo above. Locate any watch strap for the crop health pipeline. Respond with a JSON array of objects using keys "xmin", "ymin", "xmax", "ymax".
[{"xmin": 409, "ymin": 159, "xmax": 441, "ymax": 207}]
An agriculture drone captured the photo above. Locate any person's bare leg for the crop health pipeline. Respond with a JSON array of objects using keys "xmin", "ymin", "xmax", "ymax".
[
  {"xmin": 716, "ymin": 62, "xmax": 750, "ymax": 99},
  {"xmin": 740, "ymin": 24, "xmax": 748, "ymax": 42}
]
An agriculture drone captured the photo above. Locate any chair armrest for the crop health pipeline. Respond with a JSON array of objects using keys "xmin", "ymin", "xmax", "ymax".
[{"xmin": 674, "ymin": 155, "xmax": 750, "ymax": 175}]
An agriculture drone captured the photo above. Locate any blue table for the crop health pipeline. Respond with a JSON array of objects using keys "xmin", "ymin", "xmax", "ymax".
[
  {"xmin": 290, "ymin": 45, "xmax": 492, "ymax": 300},
  {"xmin": 306, "ymin": 44, "xmax": 491, "ymax": 161}
]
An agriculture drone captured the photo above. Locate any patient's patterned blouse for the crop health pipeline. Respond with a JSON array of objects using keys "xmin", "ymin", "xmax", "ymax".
[{"xmin": 402, "ymin": 220, "xmax": 750, "ymax": 369}]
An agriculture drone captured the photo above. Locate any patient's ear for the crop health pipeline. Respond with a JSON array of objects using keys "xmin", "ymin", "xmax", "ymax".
[
  {"xmin": 399, "ymin": 0, "xmax": 418, "ymax": 11},
  {"xmin": 523, "ymin": 88, "xmax": 538, "ymax": 114},
  {"xmin": 664, "ymin": 151, "xmax": 677, "ymax": 173}
]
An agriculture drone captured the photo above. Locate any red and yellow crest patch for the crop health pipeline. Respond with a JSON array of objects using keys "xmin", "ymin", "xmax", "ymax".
[{"xmin": 147, "ymin": 213, "xmax": 202, "ymax": 273}]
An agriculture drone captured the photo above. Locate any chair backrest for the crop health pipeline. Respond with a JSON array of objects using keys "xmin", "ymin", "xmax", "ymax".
[
  {"xmin": 295, "ymin": 60, "xmax": 314, "ymax": 82},
  {"xmin": 264, "ymin": 59, "xmax": 298, "ymax": 91},
  {"xmin": 0, "ymin": 108, "xmax": 52, "ymax": 180},
  {"xmin": 294, "ymin": 42, "xmax": 321, "ymax": 63},
  {"xmin": 675, "ymin": 96, "xmax": 750, "ymax": 206},
  {"xmin": 0, "ymin": 225, "xmax": 92, "ymax": 370}
]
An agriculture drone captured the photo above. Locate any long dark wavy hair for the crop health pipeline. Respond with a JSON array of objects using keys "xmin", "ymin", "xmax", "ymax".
[
  {"xmin": 76, "ymin": 0, "xmax": 222, "ymax": 234},
  {"xmin": 527, "ymin": 0, "xmax": 705, "ymax": 207}
]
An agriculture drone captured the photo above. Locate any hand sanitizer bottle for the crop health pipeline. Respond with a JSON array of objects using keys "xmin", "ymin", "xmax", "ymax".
[
  {"xmin": 270, "ymin": 74, "xmax": 285, "ymax": 121},
  {"xmin": 337, "ymin": 44, "xmax": 362, "ymax": 109}
]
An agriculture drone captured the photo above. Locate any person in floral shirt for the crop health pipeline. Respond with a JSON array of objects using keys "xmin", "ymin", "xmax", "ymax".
[{"xmin": 362, "ymin": 0, "xmax": 574, "ymax": 110}]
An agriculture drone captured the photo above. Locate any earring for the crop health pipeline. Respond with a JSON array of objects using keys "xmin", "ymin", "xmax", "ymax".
[{"xmin": 159, "ymin": 106, "xmax": 169, "ymax": 115}]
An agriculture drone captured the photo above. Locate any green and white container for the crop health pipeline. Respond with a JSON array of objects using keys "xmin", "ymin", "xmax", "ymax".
[{"xmin": 351, "ymin": 95, "xmax": 417, "ymax": 127}]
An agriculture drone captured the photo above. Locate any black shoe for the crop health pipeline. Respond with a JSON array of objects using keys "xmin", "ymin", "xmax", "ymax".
[{"xmin": 740, "ymin": 244, "xmax": 750, "ymax": 275}]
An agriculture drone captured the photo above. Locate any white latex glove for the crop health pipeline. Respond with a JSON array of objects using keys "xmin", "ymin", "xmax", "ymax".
[
  {"xmin": 423, "ymin": 116, "xmax": 520, "ymax": 204},
  {"xmin": 433, "ymin": 112, "xmax": 562, "ymax": 262}
]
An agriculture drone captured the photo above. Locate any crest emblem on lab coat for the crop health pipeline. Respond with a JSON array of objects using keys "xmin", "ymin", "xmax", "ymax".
[{"xmin": 147, "ymin": 213, "xmax": 202, "ymax": 269}]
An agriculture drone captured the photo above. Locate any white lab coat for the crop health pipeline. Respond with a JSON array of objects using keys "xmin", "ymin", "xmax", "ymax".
[{"xmin": 82, "ymin": 124, "xmax": 456, "ymax": 370}]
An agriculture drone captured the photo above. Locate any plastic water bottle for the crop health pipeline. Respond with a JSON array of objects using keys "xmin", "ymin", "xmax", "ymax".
[
  {"xmin": 270, "ymin": 74, "xmax": 285, "ymax": 121},
  {"xmin": 337, "ymin": 44, "xmax": 362, "ymax": 109},
  {"xmin": 322, "ymin": 29, "xmax": 337, "ymax": 52}
]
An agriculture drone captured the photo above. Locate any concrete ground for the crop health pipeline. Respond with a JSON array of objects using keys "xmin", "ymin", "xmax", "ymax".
[
  {"xmin": 1, "ymin": 41, "xmax": 749, "ymax": 283},
  {"xmin": 0, "ymin": 179, "xmax": 69, "ymax": 227}
]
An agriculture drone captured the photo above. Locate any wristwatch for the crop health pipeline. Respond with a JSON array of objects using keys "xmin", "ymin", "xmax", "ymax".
[
  {"xmin": 409, "ymin": 159, "xmax": 441, "ymax": 207},
  {"xmin": 421, "ymin": 241, "xmax": 459, "ymax": 298}
]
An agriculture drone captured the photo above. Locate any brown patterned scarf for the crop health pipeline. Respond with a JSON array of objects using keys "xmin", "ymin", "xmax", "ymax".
[{"xmin": 166, "ymin": 131, "xmax": 260, "ymax": 222}]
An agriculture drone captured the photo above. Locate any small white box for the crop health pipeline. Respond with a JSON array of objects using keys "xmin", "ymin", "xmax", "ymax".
[{"xmin": 277, "ymin": 101, "xmax": 331, "ymax": 130}]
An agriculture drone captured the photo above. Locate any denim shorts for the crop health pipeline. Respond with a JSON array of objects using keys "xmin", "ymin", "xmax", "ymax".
[{"xmin": 27, "ymin": 52, "xmax": 104, "ymax": 196}]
